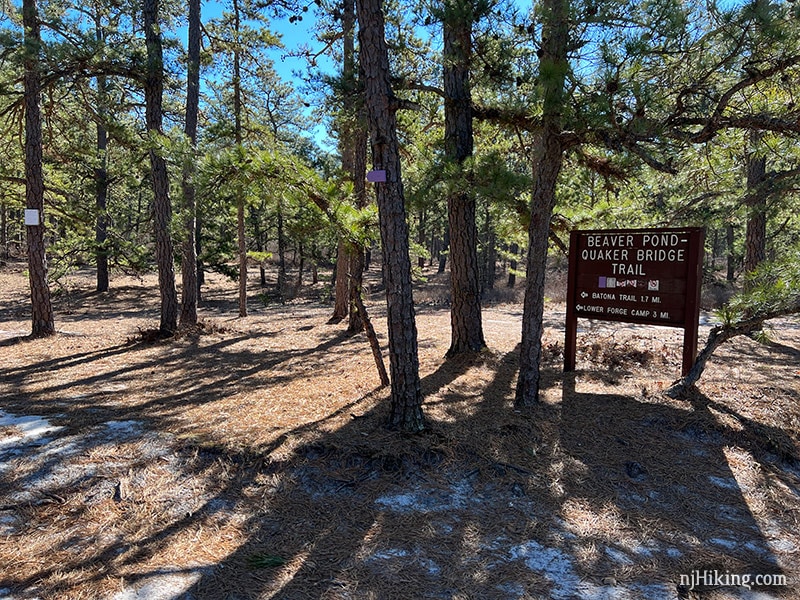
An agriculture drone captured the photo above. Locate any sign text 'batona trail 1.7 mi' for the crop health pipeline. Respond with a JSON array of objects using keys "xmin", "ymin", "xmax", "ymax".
[{"xmin": 564, "ymin": 227, "xmax": 705, "ymax": 376}]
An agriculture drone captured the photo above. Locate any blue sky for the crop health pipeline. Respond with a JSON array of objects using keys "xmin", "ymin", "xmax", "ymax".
[{"xmin": 186, "ymin": 1, "xmax": 335, "ymax": 147}]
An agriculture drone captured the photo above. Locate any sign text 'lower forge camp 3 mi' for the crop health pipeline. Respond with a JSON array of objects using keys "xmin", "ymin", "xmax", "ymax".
[{"xmin": 564, "ymin": 227, "xmax": 704, "ymax": 376}]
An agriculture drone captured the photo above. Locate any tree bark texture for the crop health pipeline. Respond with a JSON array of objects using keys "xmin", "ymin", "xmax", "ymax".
[
  {"xmin": 515, "ymin": 0, "xmax": 569, "ymax": 407},
  {"xmin": 483, "ymin": 203, "xmax": 496, "ymax": 291},
  {"xmin": 357, "ymin": 0, "xmax": 424, "ymax": 432},
  {"xmin": 507, "ymin": 242, "xmax": 518, "ymax": 288},
  {"xmin": 347, "ymin": 116, "xmax": 369, "ymax": 334},
  {"xmin": 444, "ymin": 1, "xmax": 484, "ymax": 355},
  {"xmin": 744, "ymin": 135, "xmax": 767, "ymax": 281},
  {"xmin": 277, "ymin": 199, "xmax": 286, "ymax": 302},
  {"xmin": 331, "ymin": 0, "xmax": 355, "ymax": 322},
  {"xmin": 23, "ymin": 0, "xmax": 55, "ymax": 337},
  {"xmin": 726, "ymin": 223, "xmax": 736, "ymax": 282},
  {"xmin": 438, "ymin": 228, "xmax": 449, "ymax": 273},
  {"xmin": 233, "ymin": 0, "xmax": 247, "ymax": 317},
  {"xmin": 418, "ymin": 210, "xmax": 426, "ymax": 269},
  {"xmin": 180, "ymin": 0, "xmax": 201, "ymax": 327},
  {"xmin": 95, "ymin": 115, "xmax": 109, "ymax": 293},
  {"xmin": 144, "ymin": 0, "xmax": 178, "ymax": 335},
  {"xmin": 332, "ymin": 240, "xmax": 350, "ymax": 319},
  {"xmin": 1, "ymin": 202, "xmax": 7, "ymax": 259},
  {"xmin": 95, "ymin": 17, "xmax": 109, "ymax": 294}
]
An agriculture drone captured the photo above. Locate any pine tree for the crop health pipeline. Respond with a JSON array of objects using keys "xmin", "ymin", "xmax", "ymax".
[
  {"xmin": 180, "ymin": 0, "xmax": 201, "ymax": 327},
  {"xmin": 23, "ymin": 0, "xmax": 55, "ymax": 337},
  {"xmin": 515, "ymin": 0, "xmax": 569, "ymax": 407},
  {"xmin": 443, "ymin": 0, "xmax": 485, "ymax": 356},
  {"xmin": 143, "ymin": 0, "xmax": 179, "ymax": 335},
  {"xmin": 357, "ymin": 0, "xmax": 424, "ymax": 432}
]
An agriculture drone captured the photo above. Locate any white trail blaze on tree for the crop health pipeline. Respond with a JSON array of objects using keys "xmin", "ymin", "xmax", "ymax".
[{"xmin": 23, "ymin": 0, "xmax": 54, "ymax": 337}]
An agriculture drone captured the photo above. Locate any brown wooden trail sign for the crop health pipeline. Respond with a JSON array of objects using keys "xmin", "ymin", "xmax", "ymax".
[{"xmin": 564, "ymin": 227, "xmax": 705, "ymax": 376}]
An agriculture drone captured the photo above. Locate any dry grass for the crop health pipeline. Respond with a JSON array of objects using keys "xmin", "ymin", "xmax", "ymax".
[{"xmin": 1, "ymin": 261, "xmax": 799, "ymax": 599}]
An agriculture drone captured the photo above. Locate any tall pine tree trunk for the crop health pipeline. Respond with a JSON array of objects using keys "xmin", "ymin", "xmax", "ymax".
[
  {"xmin": 444, "ymin": 0, "xmax": 484, "ymax": 356},
  {"xmin": 333, "ymin": 0, "xmax": 360, "ymax": 325},
  {"xmin": 233, "ymin": 0, "xmax": 247, "ymax": 317},
  {"xmin": 743, "ymin": 133, "xmax": 767, "ymax": 286},
  {"xmin": 332, "ymin": 241, "xmax": 349, "ymax": 320},
  {"xmin": 180, "ymin": 0, "xmax": 200, "ymax": 327},
  {"xmin": 277, "ymin": 198, "xmax": 286, "ymax": 302},
  {"xmin": 95, "ymin": 16, "xmax": 109, "ymax": 293},
  {"xmin": 1, "ymin": 200, "xmax": 7, "ymax": 260},
  {"xmin": 515, "ymin": 0, "xmax": 569, "ymax": 407},
  {"xmin": 357, "ymin": 0, "xmax": 424, "ymax": 432},
  {"xmin": 483, "ymin": 203, "xmax": 496, "ymax": 290},
  {"xmin": 144, "ymin": 0, "xmax": 178, "ymax": 335},
  {"xmin": 417, "ymin": 209, "xmax": 426, "ymax": 269},
  {"xmin": 347, "ymin": 119, "xmax": 369, "ymax": 334},
  {"xmin": 726, "ymin": 223, "xmax": 736, "ymax": 282},
  {"xmin": 95, "ymin": 106, "xmax": 109, "ymax": 293},
  {"xmin": 23, "ymin": 0, "xmax": 54, "ymax": 337},
  {"xmin": 507, "ymin": 243, "xmax": 519, "ymax": 288}
]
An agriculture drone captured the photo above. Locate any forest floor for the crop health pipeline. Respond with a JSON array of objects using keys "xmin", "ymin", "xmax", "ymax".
[{"xmin": 1, "ymin": 260, "xmax": 799, "ymax": 600}]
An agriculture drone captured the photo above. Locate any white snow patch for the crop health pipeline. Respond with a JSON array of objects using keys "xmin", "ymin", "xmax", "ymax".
[
  {"xmin": 110, "ymin": 569, "xmax": 202, "ymax": 600},
  {"xmin": 508, "ymin": 541, "xmax": 682, "ymax": 599},
  {"xmin": 495, "ymin": 582, "xmax": 526, "ymax": 598},
  {"xmin": 104, "ymin": 420, "xmax": 143, "ymax": 435},
  {"xmin": 418, "ymin": 557, "xmax": 441, "ymax": 576},
  {"xmin": 709, "ymin": 538, "xmax": 738, "ymax": 549},
  {"xmin": 708, "ymin": 475, "xmax": 739, "ymax": 490},
  {"xmin": 510, "ymin": 540, "xmax": 579, "ymax": 596},
  {"xmin": 768, "ymin": 538, "xmax": 797, "ymax": 553},
  {"xmin": 630, "ymin": 542, "xmax": 656, "ymax": 558},
  {"xmin": 375, "ymin": 479, "xmax": 473, "ymax": 513},
  {"xmin": 665, "ymin": 547, "xmax": 683, "ymax": 558},
  {"xmin": 629, "ymin": 583, "xmax": 676, "ymax": 599},
  {"xmin": 0, "ymin": 412, "xmax": 63, "ymax": 451},
  {"xmin": 369, "ymin": 548, "xmax": 410, "ymax": 561},
  {"xmin": 605, "ymin": 546, "xmax": 634, "ymax": 565}
]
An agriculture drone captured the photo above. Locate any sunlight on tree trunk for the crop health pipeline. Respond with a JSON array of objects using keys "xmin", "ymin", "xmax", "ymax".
[
  {"xmin": 444, "ymin": 0, "xmax": 485, "ymax": 356},
  {"xmin": 357, "ymin": 0, "xmax": 424, "ymax": 432},
  {"xmin": 180, "ymin": 0, "xmax": 200, "ymax": 327},
  {"xmin": 23, "ymin": 0, "xmax": 54, "ymax": 337},
  {"xmin": 515, "ymin": 0, "xmax": 569, "ymax": 407},
  {"xmin": 144, "ymin": 0, "xmax": 178, "ymax": 335},
  {"xmin": 743, "ymin": 132, "xmax": 767, "ymax": 287}
]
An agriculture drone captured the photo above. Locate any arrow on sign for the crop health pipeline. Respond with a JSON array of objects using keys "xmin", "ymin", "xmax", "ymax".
[{"xmin": 580, "ymin": 291, "xmax": 588, "ymax": 298}]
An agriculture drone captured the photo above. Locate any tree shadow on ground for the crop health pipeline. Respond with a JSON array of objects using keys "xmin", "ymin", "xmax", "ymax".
[
  {"xmin": 2, "ymin": 321, "xmax": 798, "ymax": 599},
  {"xmin": 1, "ymin": 320, "xmax": 377, "ymax": 596},
  {"xmin": 557, "ymin": 374, "xmax": 789, "ymax": 595},
  {"xmin": 169, "ymin": 346, "xmax": 794, "ymax": 598}
]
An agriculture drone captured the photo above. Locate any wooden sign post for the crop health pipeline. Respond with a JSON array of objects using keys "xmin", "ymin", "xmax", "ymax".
[{"xmin": 564, "ymin": 227, "xmax": 704, "ymax": 376}]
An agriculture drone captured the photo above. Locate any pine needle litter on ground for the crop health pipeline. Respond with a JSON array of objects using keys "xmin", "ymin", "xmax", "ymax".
[{"xmin": 1, "ymin": 265, "xmax": 799, "ymax": 599}]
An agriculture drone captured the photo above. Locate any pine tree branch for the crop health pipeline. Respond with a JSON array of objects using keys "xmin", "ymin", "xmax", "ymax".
[
  {"xmin": 667, "ymin": 300, "xmax": 800, "ymax": 398},
  {"xmin": 471, "ymin": 104, "xmax": 540, "ymax": 131}
]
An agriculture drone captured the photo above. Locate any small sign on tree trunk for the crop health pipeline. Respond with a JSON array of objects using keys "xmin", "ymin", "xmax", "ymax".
[{"xmin": 24, "ymin": 209, "xmax": 40, "ymax": 226}]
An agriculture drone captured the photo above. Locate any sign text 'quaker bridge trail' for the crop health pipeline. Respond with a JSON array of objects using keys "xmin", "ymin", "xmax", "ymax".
[{"xmin": 564, "ymin": 227, "xmax": 705, "ymax": 376}]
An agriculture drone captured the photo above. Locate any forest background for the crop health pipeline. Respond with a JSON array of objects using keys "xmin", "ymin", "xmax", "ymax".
[{"xmin": 1, "ymin": 0, "xmax": 799, "ymax": 430}]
